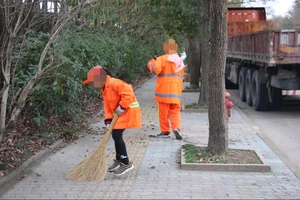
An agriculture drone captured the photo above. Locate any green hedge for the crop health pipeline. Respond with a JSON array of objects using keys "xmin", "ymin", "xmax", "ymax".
[{"xmin": 11, "ymin": 24, "xmax": 164, "ymax": 129}]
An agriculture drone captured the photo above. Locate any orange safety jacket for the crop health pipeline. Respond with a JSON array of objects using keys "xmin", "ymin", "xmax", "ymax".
[
  {"xmin": 147, "ymin": 53, "xmax": 185, "ymax": 104},
  {"xmin": 101, "ymin": 75, "xmax": 142, "ymax": 129}
]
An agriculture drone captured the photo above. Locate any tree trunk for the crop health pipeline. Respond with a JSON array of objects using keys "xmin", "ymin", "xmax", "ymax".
[
  {"xmin": 0, "ymin": 32, "xmax": 15, "ymax": 142},
  {"xmin": 187, "ymin": 36, "xmax": 200, "ymax": 88},
  {"xmin": 42, "ymin": 0, "xmax": 48, "ymax": 32},
  {"xmin": 0, "ymin": 87, "xmax": 9, "ymax": 142},
  {"xmin": 198, "ymin": 0, "xmax": 211, "ymax": 107},
  {"xmin": 207, "ymin": 0, "xmax": 228, "ymax": 155}
]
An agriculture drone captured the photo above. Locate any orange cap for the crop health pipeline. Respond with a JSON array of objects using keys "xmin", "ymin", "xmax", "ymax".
[{"xmin": 82, "ymin": 66, "xmax": 102, "ymax": 85}]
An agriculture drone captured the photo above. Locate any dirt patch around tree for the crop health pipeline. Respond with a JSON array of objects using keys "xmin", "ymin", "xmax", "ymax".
[{"xmin": 182, "ymin": 144, "xmax": 262, "ymax": 164}]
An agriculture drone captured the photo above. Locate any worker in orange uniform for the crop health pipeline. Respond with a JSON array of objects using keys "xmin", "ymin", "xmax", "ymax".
[
  {"xmin": 147, "ymin": 38, "xmax": 185, "ymax": 140},
  {"xmin": 82, "ymin": 66, "xmax": 142, "ymax": 176}
]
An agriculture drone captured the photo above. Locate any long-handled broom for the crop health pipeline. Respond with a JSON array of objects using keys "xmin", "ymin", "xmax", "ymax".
[{"xmin": 65, "ymin": 114, "xmax": 118, "ymax": 181}]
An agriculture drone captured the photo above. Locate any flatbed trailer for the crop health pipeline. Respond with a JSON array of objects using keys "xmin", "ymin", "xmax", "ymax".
[{"xmin": 225, "ymin": 7, "xmax": 300, "ymax": 111}]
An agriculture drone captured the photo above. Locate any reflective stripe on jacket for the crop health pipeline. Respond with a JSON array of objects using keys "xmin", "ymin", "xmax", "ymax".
[
  {"xmin": 101, "ymin": 75, "xmax": 142, "ymax": 129},
  {"xmin": 147, "ymin": 54, "xmax": 185, "ymax": 104}
]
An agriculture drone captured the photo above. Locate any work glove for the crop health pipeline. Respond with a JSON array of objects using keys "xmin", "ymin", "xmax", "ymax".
[
  {"xmin": 115, "ymin": 105, "xmax": 125, "ymax": 116},
  {"xmin": 146, "ymin": 57, "xmax": 157, "ymax": 73},
  {"xmin": 104, "ymin": 119, "xmax": 112, "ymax": 130}
]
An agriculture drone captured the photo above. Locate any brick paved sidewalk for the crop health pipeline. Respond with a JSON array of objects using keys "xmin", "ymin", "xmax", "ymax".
[{"xmin": 1, "ymin": 76, "xmax": 300, "ymax": 199}]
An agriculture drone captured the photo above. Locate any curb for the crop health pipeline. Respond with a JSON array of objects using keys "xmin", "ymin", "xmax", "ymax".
[
  {"xmin": 133, "ymin": 75, "xmax": 152, "ymax": 90},
  {"xmin": 0, "ymin": 140, "xmax": 65, "ymax": 190}
]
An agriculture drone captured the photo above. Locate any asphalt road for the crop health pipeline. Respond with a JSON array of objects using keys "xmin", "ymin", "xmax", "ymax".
[{"xmin": 228, "ymin": 89, "xmax": 300, "ymax": 179}]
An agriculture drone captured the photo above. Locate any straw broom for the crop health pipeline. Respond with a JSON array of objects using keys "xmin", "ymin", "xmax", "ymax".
[{"xmin": 65, "ymin": 114, "xmax": 118, "ymax": 181}]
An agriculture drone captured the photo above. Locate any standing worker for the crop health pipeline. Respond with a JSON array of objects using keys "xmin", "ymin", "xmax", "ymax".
[
  {"xmin": 147, "ymin": 38, "xmax": 185, "ymax": 140},
  {"xmin": 82, "ymin": 66, "xmax": 142, "ymax": 176}
]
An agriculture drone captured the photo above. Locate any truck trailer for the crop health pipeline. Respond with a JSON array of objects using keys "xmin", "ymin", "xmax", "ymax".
[{"xmin": 225, "ymin": 7, "xmax": 300, "ymax": 111}]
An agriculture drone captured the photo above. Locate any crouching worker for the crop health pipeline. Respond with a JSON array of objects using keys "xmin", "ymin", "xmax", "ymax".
[{"xmin": 82, "ymin": 66, "xmax": 142, "ymax": 176}]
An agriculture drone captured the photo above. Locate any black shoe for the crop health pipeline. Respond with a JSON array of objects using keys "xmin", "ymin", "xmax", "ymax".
[
  {"xmin": 173, "ymin": 128, "xmax": 182, "ymax": 140},
  {"xmin": 156, "ymin": 132, "xmax": 171, "ymax": 138}
]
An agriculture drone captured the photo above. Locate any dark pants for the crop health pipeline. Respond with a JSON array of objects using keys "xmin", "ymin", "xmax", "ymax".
[{"xmin": 112, "ymin": 129, "xmax": 129, "ymax": 165}]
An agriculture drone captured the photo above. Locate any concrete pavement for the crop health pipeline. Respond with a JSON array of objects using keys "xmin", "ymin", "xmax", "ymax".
[{"xmin": 1, "ymin": 76, "xmax": 300, "ymax": 199}]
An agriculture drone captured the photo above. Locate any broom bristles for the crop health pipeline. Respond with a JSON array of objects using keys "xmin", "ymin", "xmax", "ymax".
[{"xmin": 65, "ymin": 128, "xmax": 112, "ymax": 181}]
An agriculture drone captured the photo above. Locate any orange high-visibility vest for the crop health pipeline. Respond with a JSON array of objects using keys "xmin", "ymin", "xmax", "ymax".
[
  {"xmin": 147, "ymin": 54, "xmax": 185, "ymax": 104},
  {"xmin": 101, "ymin": 76, "xmax": 142, "ymax": 129}
]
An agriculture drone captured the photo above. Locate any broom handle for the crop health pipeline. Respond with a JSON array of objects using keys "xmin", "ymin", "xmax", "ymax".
[
  {"xmin": 99, "ymin": 114, "xmax": 118, "ymax": 146},
  {"xmin": 107, "ymin": 114, "xmax": 119, "ymax": 133}
]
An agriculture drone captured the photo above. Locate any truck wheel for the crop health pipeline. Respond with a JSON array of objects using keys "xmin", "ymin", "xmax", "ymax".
[
  {"xmin": 239, "ymin": 67, "xmax": 248, "ymax": 102},
  {"xmin": 225, "ymin": 79, "xmax": 238, "ymax": 89},
  {"xmin": 251, "ymin": 70, "xmax": 268, "ymax": 111},
  {"xmin": 269, "ymin": 86, "xmax": 282, "ymax": 111},
  {"xmin": 245, "ymin": 69, "xmax": 255, "ymax": 106}
]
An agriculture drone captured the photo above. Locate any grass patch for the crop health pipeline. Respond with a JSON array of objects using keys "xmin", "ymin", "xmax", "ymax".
[
  {"xmin": 184, "ymin": 103, "xmax": 207, "ymax": 109},
  {"xmin": 182, "ymin": 144, "xmax": 200, "ymax": 163},
  {"xmin": 182, "ymin": 144, "xmax": 262, "ymax": 164},
  {"xmin": 184, "ymin": 85, "xmax": 199, "ymax": 89}
]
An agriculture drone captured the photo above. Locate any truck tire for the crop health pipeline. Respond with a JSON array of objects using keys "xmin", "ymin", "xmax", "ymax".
[
  {"xmin": 251, "ymin": 70, "xmax": 268, "ymax": 111},
  {"xmin": 239, "ymin": 67, "xmax": 248, "ymax": 102},
  {"xmin": 269, "ymin": 86, "xmax": 282, "ymax": 111},
  {"xmin": 225, "ymin": 79, "xmax": 238, "ymax": 89},
  {"xmin": 245, "ymin": 69, "xmax": 255, "ymax": 106}
]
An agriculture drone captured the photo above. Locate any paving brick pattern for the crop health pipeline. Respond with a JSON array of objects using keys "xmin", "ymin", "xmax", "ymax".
[
  {"xmin": 129, "ymin": 79, "xmax": 300, "ymax": 199},
  {"xmin": 1, "ymin": 76, "xmax": 300, "ymax": 199}
]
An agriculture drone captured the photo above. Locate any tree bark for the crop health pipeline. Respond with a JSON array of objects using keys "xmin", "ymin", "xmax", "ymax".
[
  {"xmin": 0, "ymin": 0, "xmax": 20, "ymax": 141},
  {"xmin": 207, "ymin": 0, "xmax": 228, "ymax": 155},
  {"xmin": 187, "ymin": 36, "xmax": 200, "ymax": 88},
  {"xmin": 198, "ymin": 0, "xmax": 211, "ymax": 107}
]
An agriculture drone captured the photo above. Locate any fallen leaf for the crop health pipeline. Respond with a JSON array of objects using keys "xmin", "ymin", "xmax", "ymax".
[
  {"xmin": 148, "ymin": 135, "xmax": 156, "ymax": 138},
  {"xmin": 8, "ymin": 163, "xmax": 15, "ymax": 168},
  {"xmin": 16, "ymin": 149, "xmax": 23, "ymax": 154},
  {"xmin": 151, "ymin": 166, "xmax": 156, "ymax": 169}
]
